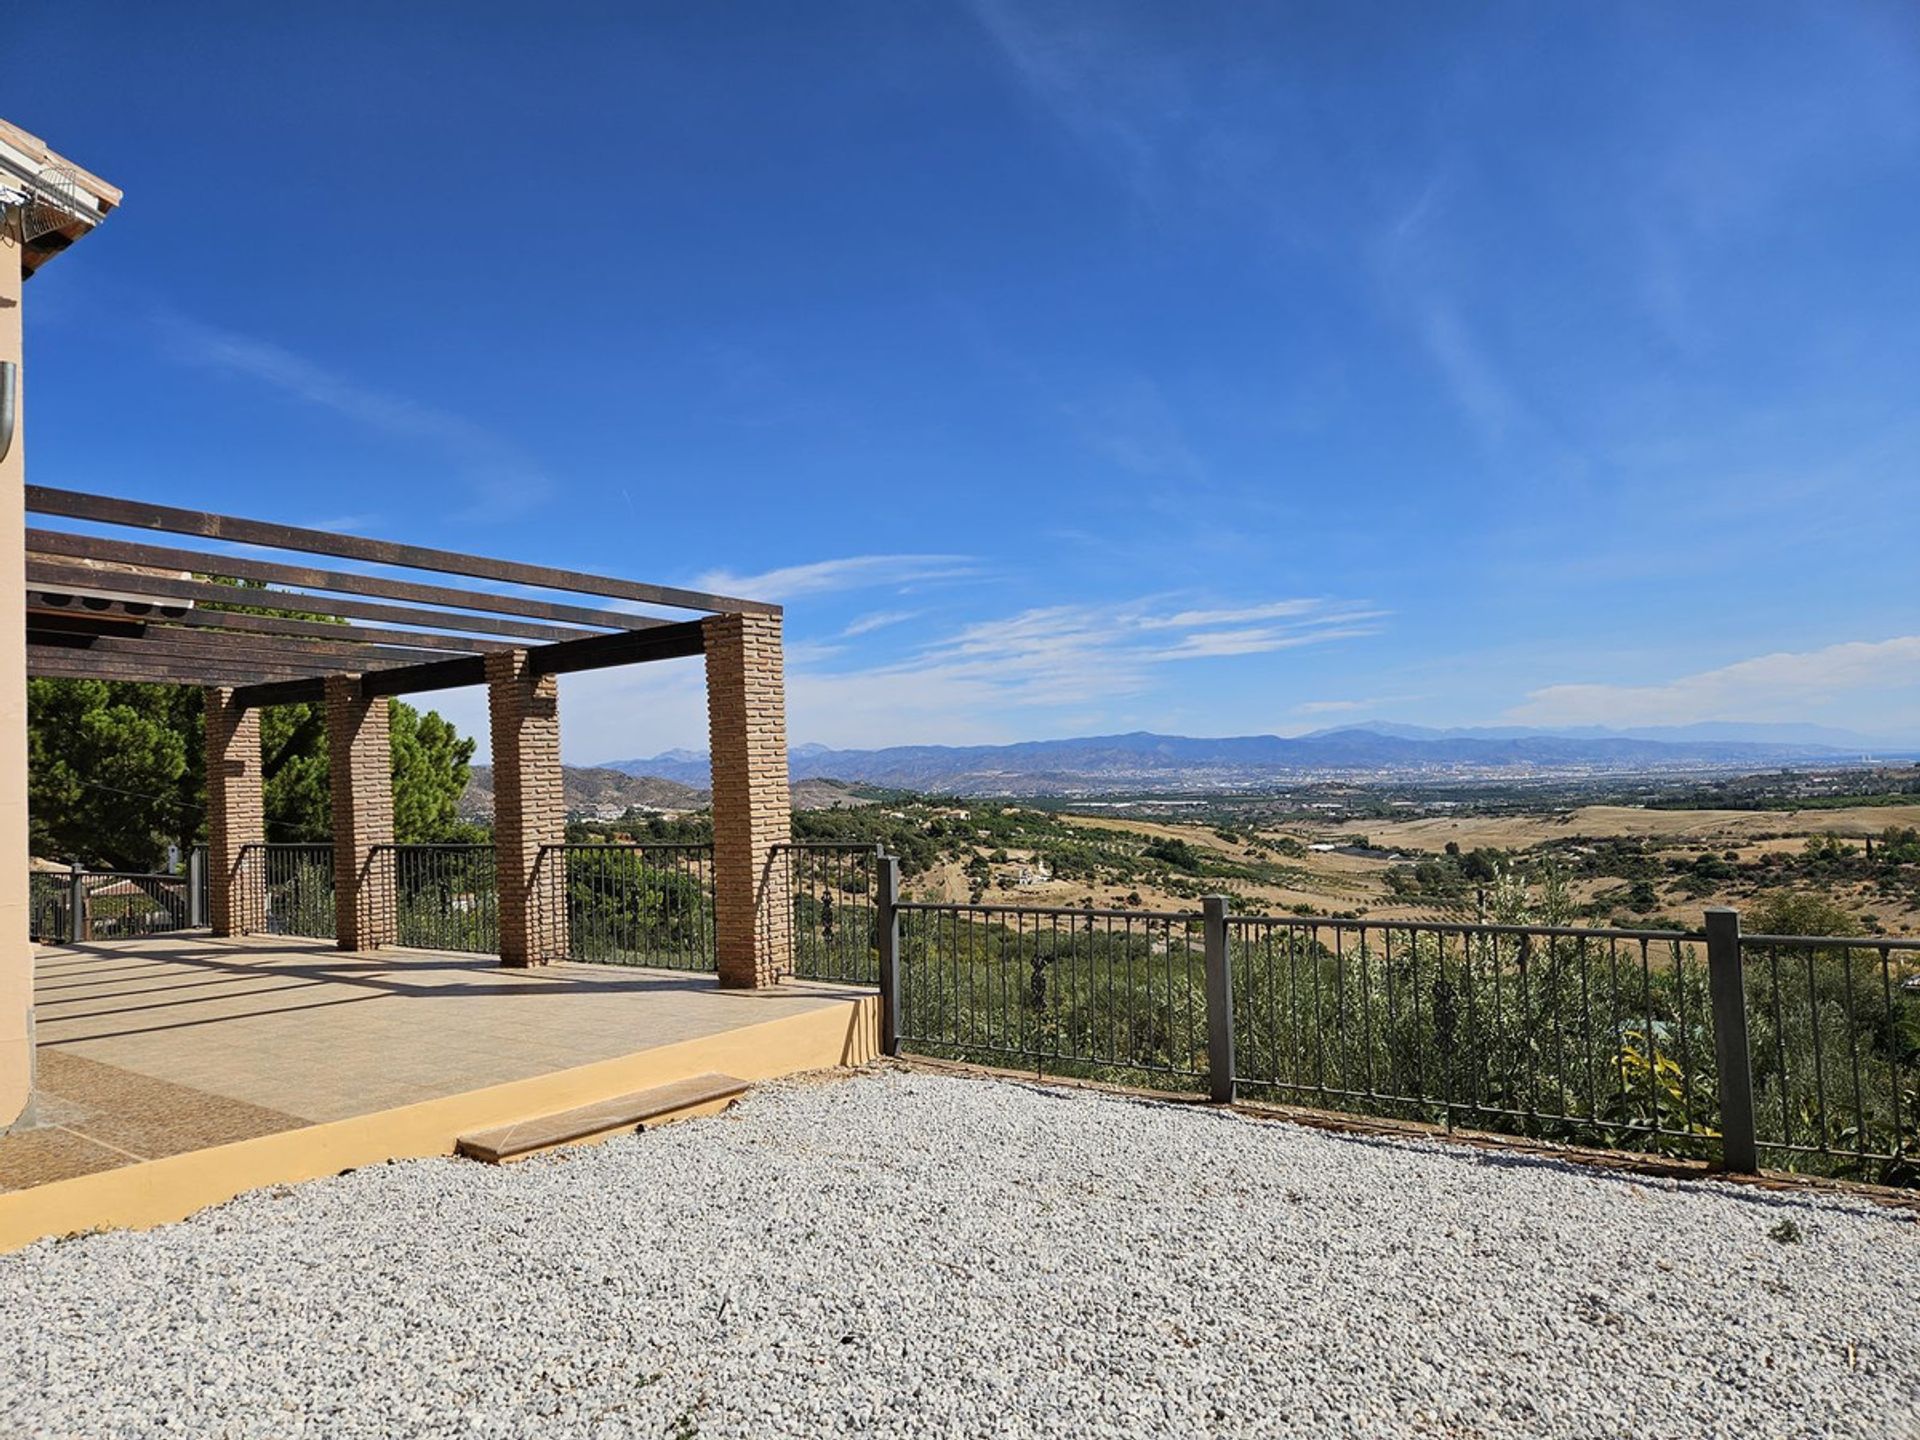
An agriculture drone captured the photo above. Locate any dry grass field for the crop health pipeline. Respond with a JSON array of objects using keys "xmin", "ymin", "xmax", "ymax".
[
  {"xmin": 893, "ymin": 802, "xmax": 1920, "ymax": 933},
  {"xmin": 1327, "ymin": 804, "xmax": 1920, "ymax": 853}
]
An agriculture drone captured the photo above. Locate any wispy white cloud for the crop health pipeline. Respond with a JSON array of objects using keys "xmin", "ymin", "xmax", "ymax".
[
  {"xmin": 841, "ymin": 609, "xmax": 921, "ymax": 638},
  {"xmin": 156, "ymin": 312, "xmax": 553, "ymax": 523},
  {"xmin": 1507, "ymin": 636, "xmax": 1920, "ymax": 727},
  {"xmin": 696, "ymin": 554, "xmax": 979, "ymax": 603},
  {"xmin": 1137, "ymin": 600, "xmax": 1329, "ymax": 630},
  {"xmin": 1369, "ymin": 168, "xmax": 1539, "ymax": 454},
  {"xmin": 1414, "ymin": 299, "xmax": 1522, "ymax": 447},
  {"xmin": 966, "ymin": 0, "xmax": 1178, "ymax": 206},
  {"xmin": 772, "ymin": 593, "xmax": 1385, "ymax": 748}
]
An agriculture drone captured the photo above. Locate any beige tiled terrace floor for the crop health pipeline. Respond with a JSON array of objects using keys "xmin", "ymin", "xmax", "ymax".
[{"xmin": 1, "ymin": 933, "xmax": 854, "ymax": 1192}]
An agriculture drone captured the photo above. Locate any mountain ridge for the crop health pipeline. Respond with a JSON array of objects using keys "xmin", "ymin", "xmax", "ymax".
[{"xmin": 594, "ymin": 724, "xmax": 1920, "ymax": 796}]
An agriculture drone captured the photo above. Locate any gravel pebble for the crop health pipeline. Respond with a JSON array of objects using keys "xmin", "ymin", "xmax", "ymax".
[{"xmin": 1, "ymin": 1069, "xmax": 1916, "ymax": 1439}]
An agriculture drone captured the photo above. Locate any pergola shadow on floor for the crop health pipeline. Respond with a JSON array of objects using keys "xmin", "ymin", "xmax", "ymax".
[{"xmin": 1, "ymin": 933, "xmax": 879, "ymax": 1241}]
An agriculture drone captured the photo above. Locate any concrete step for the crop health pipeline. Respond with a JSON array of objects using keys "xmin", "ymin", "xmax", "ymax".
[{"xmin": 456, "ymin": 1073, "xmax": 749, "ymax": 1164}]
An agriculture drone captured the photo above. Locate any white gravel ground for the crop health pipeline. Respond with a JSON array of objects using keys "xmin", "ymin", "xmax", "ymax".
[{"xmin": 2, "ymin": 1068, "xmax": 1917, "ymax": 1440}]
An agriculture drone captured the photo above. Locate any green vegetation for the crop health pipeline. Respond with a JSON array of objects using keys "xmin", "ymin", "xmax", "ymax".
[
  {"xmin": 895, "ymin": 867, "xmax": 1919, "ymax": 1185},
  {"xmin": 560, "ymin": 849, "xmax": 711, "ymax": 969},
  {"xmin": 27, "ymin": 678, "xmax": 478, "ymax": 870},
  {"xmin": 1381, "ymin": 843, "xmax": 1505, "ymax": 907},
  {"xmin": 1648, "ymin": 766, "xmax": 1920, "ymax": 811}
]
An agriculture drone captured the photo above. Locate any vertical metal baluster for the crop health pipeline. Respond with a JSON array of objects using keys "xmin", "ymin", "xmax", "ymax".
[
  {"xmin": 1332, "ymin": 923, "xmax": 1348, "ymax": 1098},
  {"xmin": 1578, "ymin": 936, "xmax": 1595, "ymax": 1127},
  {"xmin": 1266, "ymin": 927, "xmax": 1282, "ymax": 1088},
  {"xmin": 1436, "ymin": 930, "xmax": 1453, "ymax": 1129},
  {"xmin": 969, "ymin": 902, "xmax": 981, "ymax": 1055},
  {"xmin": 1518, "ymin": 931, "xmax": 1537, "ymax": 1128},
  {"xmin": 1288, "ymin": 917, "xmax": 1304, "ymax": 1085},
  {"xmin": 1550, "ymin": 935, "xmax": 1570, "ymax": 1125},
  {"xmin": 1124, "ymin": 913, "xmax": 1136, "ymax": 1068},
  {"xmin": 1881, "ymin": 947, "xmax": 1904, "ymax": 1169},
  {"xmin": 1463, "ymin": 927, "xmax": 1480, "ymax": 1120},
  {"xmin": 1673, "ymin": 938, "xmax": 1693, "ymax": 1142},
  {"xmin": 1489, "ymin": 927, "xmax": 1506, "ymax": 1112},
  {"xmin": 1841, "ymin": 942, "xmax": 1867, "ymax": 1166},
  {"xmin": 1806, "ymin": 947, "xmax": 1829, "ymax": 1153},
  {"xmin": 1411, "ymin": 926, "xmax": 1425, "ymax": 1106},
  {"xmin": 1636, "ymin": 937, "xmax": 1656, "ymax": 1136},
  {"xmin": 1360, "ymin": 925, "xmax": 1375, "ymax": 1100},
  {"xmin": 1605, "ymin": 937, "xmax": 1623, "ymax": 1116},
  {"xmin": 1392, "ymin": 926, "xmax": 1407, "ymax": 1100},
  {"xmin": 1767, "ymin": 942, "xmax": 1790, "ymax": 1150}
]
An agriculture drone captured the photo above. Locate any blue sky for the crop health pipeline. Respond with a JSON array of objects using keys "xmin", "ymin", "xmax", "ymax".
[{"xmin": 11, "ymin": 2, "xmax": 1920, "ymax": 761}]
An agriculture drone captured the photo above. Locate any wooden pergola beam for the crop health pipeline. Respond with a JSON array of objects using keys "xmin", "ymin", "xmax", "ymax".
[
  {"xmin": 156, "ymin": 607, "xmax": 512, "ymax": 654},
  {"xmin": 26, "ymin": 529, "xmax": 675, "ymax": 634},
  {"xmin": 27, "ymin": 626, "xmax": 450, "ymax": 669},
  {"xmin": 28, "ymin": 651, "xmax": 330, "ymax": 686},
  {"xmin": 25, "ymin": 603, "xmax": 512, "ymax": 654},
  {"xmin": 360, "ymin": 654, "xmax": 488, "ymax": 700},
  {"xmin": 525, "ymin": 619, "xmax": 708, "ymax": 676},
  {"xmin": 225, "ymin": 619, "xmax": 710, "ymax": 709},
  {"xmin": 226, "ymin": 676, "xmax": 332, "ymax": 709},
  {"xmin": 26, "ymin": 486, "xmax": 778, "ymax": 616},
  {"xmin": 27, "ymin": 561, "xmax": 595, "ymax": 644}
]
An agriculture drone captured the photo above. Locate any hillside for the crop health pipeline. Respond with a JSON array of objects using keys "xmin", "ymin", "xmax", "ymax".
[{"xmin": 461, "ymin": 766, "xmax": 704, "ymax": 822}]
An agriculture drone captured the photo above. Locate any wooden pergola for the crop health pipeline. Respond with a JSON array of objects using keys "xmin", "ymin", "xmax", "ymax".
[
  {"xmin": 24, "ymin": 486, "xmax": 772, "ymax": 694},
  {"xmin": 23, "ymin": 486, "xmax": 796, "ymax": 985}
]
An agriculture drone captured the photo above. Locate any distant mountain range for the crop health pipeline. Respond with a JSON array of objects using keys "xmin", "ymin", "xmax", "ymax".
[
  {"xmin": 595, "ymin": 724, "xmax": 1920, "ymax": 797},
  {"xmin": 1301, "ymin": 721, "xmax": 1910, "ymax": 747}
]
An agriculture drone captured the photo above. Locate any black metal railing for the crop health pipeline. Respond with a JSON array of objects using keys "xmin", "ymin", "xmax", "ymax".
[
  {"xmin": 29, "ymin": 866, "xmax": 196, "ymax": 944},
  {"xmin": 190, "ymin": 844, "xmax": 208, "ymax": 924},
  {"xmin": 28, "ymin": 871, "xmax": 73, "ymax": 944},
  {"xmin": 1227, "ymin": 917, "xmax": 1718, "ymax": 1159},
  {"xmin": 380, "ymin": 843, "xmax": 499, "ymax": 955},
  {"xmin": 30, "ymin": 835, "xmax": 1914, "ymax": 1188},
  {"xmin": 774, "ymin": 842, "xmax": 884, "ymax": 983},
  {"xmin": 535, "ymin": 843, "xmax": 716, "ymax": 970},
  {"xmin": 1742, "ymin": 931, "xmax": 1920, "ymax": 1184},
  {"xmin": 874, "ymin": 883, "xmax": 1919, "ymax": 1187},
  {"xmin": 893, "ymin": 901, "xmax": 1209, "ymax": 1085},
  {"xmin": 240, "ymin": 843, "xmax": 336, "ymax": 940}
]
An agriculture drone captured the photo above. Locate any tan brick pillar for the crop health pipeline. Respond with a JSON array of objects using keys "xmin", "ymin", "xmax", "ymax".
[
  {"xmin": 705, "ymin": 612, "xmax": 792, "ymax": 988},
  {"xmin": 487, "ymin": 650, "xmax": 567, "ymax": 966},
  {"xmin": 205, "ymin": 687, "xmax": 266, "ymax": 936},
  {"xmin": 326, "ymin": 676, "xmax": 396, "ymax": 951},
  {"xmin": 0, "ymin": 240, "xmax": 31, "ymax": 1127}
]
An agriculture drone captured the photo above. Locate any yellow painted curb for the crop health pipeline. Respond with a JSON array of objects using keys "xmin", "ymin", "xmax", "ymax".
[{"xmin": 0, "ymin": 992, "xmax": 879, "ymax": 1253}]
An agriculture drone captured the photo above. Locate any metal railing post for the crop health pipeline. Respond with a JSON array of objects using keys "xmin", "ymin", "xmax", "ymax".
[
  {"xmin": 1705, "ymin": 907, "xmax": 1758, "ymax": 1174},
  {"xmin": 188, "ymin": 847, "xmax": 206, "ymax": 928},
  {"xmin": 1203, "ymin": 894, "xmax": 1235, "ymax": 1103},
  {"xmin": 68, "ymin": 861, "xmax": 89, "ymax": 944},
  {"xmin": 876, "ymin": 855, "xmax": 901, "ymax": 1057}
]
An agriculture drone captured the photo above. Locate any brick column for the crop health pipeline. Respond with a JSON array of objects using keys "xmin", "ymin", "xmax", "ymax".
[
  {"xmin": 705, "ymin": 612, "xmax": 792, "ymax": 988},
  {"xmin": 326, "ymin": 676, "xmax": 396, "ymax": 951},
  {"xmin": 487, "ymin": 650, "xmax": 567, "ymax": 966},
  {"xmin": 204, "ymin": 687, "xmax": 266, "ymax": 936}
]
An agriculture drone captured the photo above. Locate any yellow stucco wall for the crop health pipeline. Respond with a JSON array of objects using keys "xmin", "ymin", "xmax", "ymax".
[{"xmin": 0, "ymin": 241, "xmax": 29, "ymax": 1130}]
